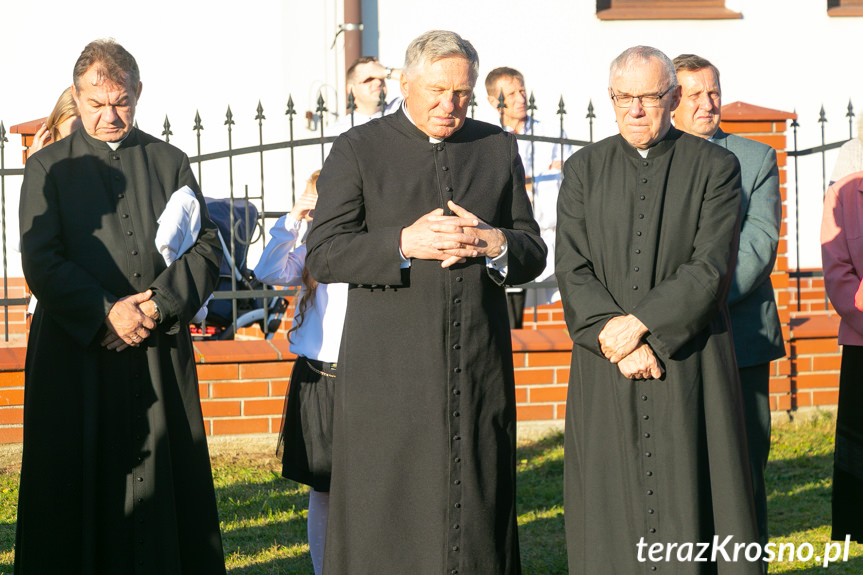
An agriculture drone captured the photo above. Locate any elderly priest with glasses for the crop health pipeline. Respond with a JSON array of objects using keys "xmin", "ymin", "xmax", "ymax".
[{"xmin": 555, "ymin": 45, "xmax": 760, "ymax": 574}]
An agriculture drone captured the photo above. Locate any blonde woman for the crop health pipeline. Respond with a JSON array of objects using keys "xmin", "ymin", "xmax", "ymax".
[
  {"xmin": 253, "ymin": 171, "xmax": 347, "ymax": 575},
  {"xmin": 29, "ymin": 86, "xmax": 82, "ymax": 155}
]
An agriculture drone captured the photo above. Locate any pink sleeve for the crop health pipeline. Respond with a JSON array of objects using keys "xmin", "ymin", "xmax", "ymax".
[{"xmin": 822, "ymin": 184, "xmax": 863, "ymax": 334}]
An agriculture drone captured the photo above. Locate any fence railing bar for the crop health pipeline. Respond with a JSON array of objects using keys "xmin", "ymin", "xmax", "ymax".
[{"xmin": 787, "ymin": 139, "xmax": 848, "ymax": 157}]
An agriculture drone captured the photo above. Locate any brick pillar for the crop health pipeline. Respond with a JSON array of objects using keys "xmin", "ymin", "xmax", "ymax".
[
  {"xmin": 9, "ymin": 118, "xmax": 47, "ymax": 164},
  {"xmin": 719, "ymin": 102, "xmax": 798, "ymax": 411}
]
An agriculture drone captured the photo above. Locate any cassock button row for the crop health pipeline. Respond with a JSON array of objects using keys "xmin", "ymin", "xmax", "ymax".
[
  {"xmin": 633, "ymin": 286, "xmax": 638, "ymax": 290},
  {"xmin": 635, "ymin": 249, "xmax": 641, "ymax": 254},
  {"xmin": 645, "ymin": 452, "xmax": 652, "ymax": 457},
  {"xmin": 137, "ymin": 497, "xmax": 143, "ymax": 502},
  {"xmin": 454, "ymin": 480, "xmax": 461, "ymax": 485},
  {"xmin": 641, "ymin": 394, "xmax": 648, "ymax": 400},
  {"xmin": 122, "ymin": 213, "xmax": 129, "ymax": 218},
  {"xmin": 453, "ymin": 344, "xmax": 461, "ymax": 350},
  {"xmin": 642, "ymin": 161, "xmax": 649, "ymax": 167},
  {"xmin": 452, "ymin": 546, "xmax": 459, "ymax": 552},
  {"xmin": 454, "ymin": 367, "xmax": 462, "ymax": 373},
  {"xmin": 643, "ymin": 415, "xmax": 650, "ymax": 420},
  {"xmin": 639, "ymin": 214, "xmax": 645, "ymax": 219},
  {"xmin": 453, "ymin": 389, "xmax": 460, "ymax": 395},
  {"xmin": 649, "ymin": 528, "xmax": 656, "ymax": 533},
  {"xmin": 114, "ymin": 175, "xmax": 121, "ymax": 181},
  {"xmin": 454, "ymin": 502, "xmax": 461, "ymax": 508},
  {"xmin": 453, "ymin": 321, "xmax": 461, "ymax": 327},
  {"xmin": 646, "ymin": 471, "xmax": 653, "ymax": 476},
  {"xmin": 640, "ymin": 195, "xmax": 646, "ymax": 200},
  {"xmin": 636, "ymin": 231, "xmax": 642, "ymax": 236},
  {"xmin": 648, "ymin": 508, "xmax": 655, "ymax": 514},
  {"xmin": 644, "ymin": 432, "xmax": 651, "ymax": 438},
  {"xmin": 453, "ymin": 435, "xmax": 461, "ymax": 441},
  {"xmin": 453, "ymin": 524, "xmax": 460, "ymax": 530},
  {"xmin": 456, "ymin": 277, "xmax": 463, "ymax": 282},
  {"xmin": 446, "ymin": 186, "xmax": 453, "ymax": 192},
  {"xmin": 634, "ymin": 266, "xmax": 640, "ymax": 272},
  {"xmin": 117, "ymin": 193, "xmax": 124, "ymax": 199},
  {"xmin": 453, "ymin": 298, "xmax": 461, "ymax": 304},
  {"xmin": 647, "ymin": 490, "xmax": 654, "ymax": 495},
  {"xmin": 442, "ymin": 166, "xmax": 449, "ymax": 171},
  {"xmin": 133, "ymin": 273, "xmax": 141, "ymax": 278},
  {"xmin": 127, "ymin": 231, "xmax": 133, "ymax": 236},
  {"xmin": 454, "ymin": 457, "xmax": 461, "ymax": 463},
  {"xmin": 137, "ymin": 476, "xmax": 143, "ymax": 482},
  {"xmin": 641, "ymin": 178, "xmax": 648, "ymax": 183},
  {"xmin": 453, "ymin": 411, "xmax": 460, "ymax": 417},
  {"xmin": 131, "ymin": 250, "xmax": 138, "ymax": 255},
  {"xmin": 651, "ymin": 566, "xmax": 657, "ymax": 571}
]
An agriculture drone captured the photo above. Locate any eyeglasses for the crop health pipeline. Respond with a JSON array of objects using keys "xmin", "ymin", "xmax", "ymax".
[{"xmin": 610, "ymin": 86, "xmax": 673, "ymax": 108}]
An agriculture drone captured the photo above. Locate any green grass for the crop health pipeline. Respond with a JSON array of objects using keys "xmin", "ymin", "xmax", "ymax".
[{"xmin": 0, "ymin": 414, "xmax": 859, "ymax": 573}]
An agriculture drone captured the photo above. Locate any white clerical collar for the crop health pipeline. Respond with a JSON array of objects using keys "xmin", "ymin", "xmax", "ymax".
[
  {"xmin": 637, "ymin": 147, "xmax": 649, "ymax": 158},
  {"xmin": 402, "ymin": 100, "xmax": 443, "ymax": 144},
  {"xmin": 105, "ymin": 132, "xmax": 131, "ymax": 150}
]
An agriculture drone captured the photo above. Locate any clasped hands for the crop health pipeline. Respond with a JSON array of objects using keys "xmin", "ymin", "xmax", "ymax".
[
  {"xmin": 598, "ymin": 314, "xmax": 664, "ymax": 380},
  {"xmin": 101, "ymin": 289, "xmax": 160, "ymax": 352},
  {"xmin": 400, "ymin": 200, "xmax": 505, "ymax": 268}
]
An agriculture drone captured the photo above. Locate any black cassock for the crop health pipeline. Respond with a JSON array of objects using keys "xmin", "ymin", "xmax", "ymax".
[
  {"xmin": 17, "ymin": 128, "xmax": 225, "ymax": 574},
  {"xmin": 306, "ymin": 109, "xmax": 546, "ymax": 575},
  {"xmin": 555, "ymin": 128, "xmax": 761, "ymax": 575}
]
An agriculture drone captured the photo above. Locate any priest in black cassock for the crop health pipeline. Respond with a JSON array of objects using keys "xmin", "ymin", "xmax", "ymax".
[
  {"xmin": 17, "ymin": 39, "xmax": 225, "ymax": 573},
  {"xmin": 306, "ymin": 30, "xmax": 546, "ymax": 575},
  {"xmin": 555, "ymin": 46, "xmax": 761, "ymax": 574}
]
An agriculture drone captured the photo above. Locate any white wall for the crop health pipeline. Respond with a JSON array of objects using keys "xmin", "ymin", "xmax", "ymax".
[{"xmin": 2, "ymin": 0, "xmax": 860, "ymax": 277}]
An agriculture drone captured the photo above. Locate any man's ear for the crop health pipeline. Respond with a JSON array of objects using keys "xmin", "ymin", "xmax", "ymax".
[
  {"xmin": 669, "ymin": 85, "xmax": 681, "ymax": 112},
  {"xmin": 135, "ymin": 81, "xmax": 143, "ymax": 101},
  {"xmin": 399, "ymin": 72, "xmax": 409, "ymax": 99}
]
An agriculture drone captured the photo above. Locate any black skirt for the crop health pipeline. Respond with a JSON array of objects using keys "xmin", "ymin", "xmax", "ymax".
[
  {"xmin": 832, "ymin": 345, "xmax": 863, "ymax": 542},
  {"xmin": 279, "ymin": 357, "xmax": 336, "ymax": 492}
]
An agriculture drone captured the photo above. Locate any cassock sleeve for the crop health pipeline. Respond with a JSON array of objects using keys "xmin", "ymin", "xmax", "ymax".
[
  {"xmin": 20, "ymin": 155, "xmax": 117, "ymax": 347},
  {"xmin": 492, "ymin": 134, "xmax": 547, "ymax": 286},
  {"xmin": 148, "ymin": 158, "xmax": 222, "ymax": 334},
  {"xmin": 555, "ymin": 154, "xmax": 627, "ymax": 357},
  {"xmin": 633, "ymin": 152, "xmax": 742, "ymax": 359},
  {"xmin": 305, "ymin": 135, "xmax": 406, "ymax": 286},
  {"xmin": 728, "ymin": 145, "xmax": 780, "ymax": 305},
  {"xmin": 306, "ymin": 130, "xmax": 545, "ymax": 287}
]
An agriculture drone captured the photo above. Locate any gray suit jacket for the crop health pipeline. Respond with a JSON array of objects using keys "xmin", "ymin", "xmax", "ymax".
[{"xmin": 712, "ymin": 129, "xmax": 786, "ymax": 367}]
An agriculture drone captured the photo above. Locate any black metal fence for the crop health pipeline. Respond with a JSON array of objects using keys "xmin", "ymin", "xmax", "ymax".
[
  {"xmin": 0, "ymin": 90, "xmax": 592, "ymax": 341},
  {"xmin": 786, "ymin": 100, "xmax": 857, "ymax": 311},
  {"xmin": 2, "ymin": 94, "xmax": 853, "ymax": 339}
]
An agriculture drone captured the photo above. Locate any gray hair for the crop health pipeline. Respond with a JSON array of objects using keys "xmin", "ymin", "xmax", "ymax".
[
  {"xmin": 403, "ymin": 30, "xmax": 479, "ymax": 81},
  {"xmin": 609, "ymin": 46, "xmax": 677, "ymax": 91}
]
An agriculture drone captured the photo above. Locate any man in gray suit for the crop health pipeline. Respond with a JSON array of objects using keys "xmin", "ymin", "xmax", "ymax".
[{"xmin": 673, "ymin": 53, "xmax": 785, "ymax": 558}]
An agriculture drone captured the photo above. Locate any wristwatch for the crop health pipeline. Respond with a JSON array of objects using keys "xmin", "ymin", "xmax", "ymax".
[
  {"xmin": 386, "ymin": 67, "xmax": 393, "ymax": 80},
  {"xmin": 151, "ymin": 299, "xmax": 162, "ymax": 323}
]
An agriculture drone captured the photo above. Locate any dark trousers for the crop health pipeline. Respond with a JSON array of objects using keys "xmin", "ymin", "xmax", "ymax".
[
  {"xmin": 833, "ymin": 345, "xmax": 863, "ymax": 543},
  {"xmin": 739, "ymin": 362, "xmax": 771, "ymax": 560}
]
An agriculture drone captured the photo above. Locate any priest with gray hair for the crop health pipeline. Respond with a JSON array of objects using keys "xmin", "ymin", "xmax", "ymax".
[
  {"xmin": 556, "ymin": 45, "xmax": 760, "ymax": 574},
  {"xmin": 306, "ymin": 29, "xmax": 545, "ymax": 574}
]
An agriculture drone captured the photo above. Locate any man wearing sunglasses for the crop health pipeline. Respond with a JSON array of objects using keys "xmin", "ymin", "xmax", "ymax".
[{"xmin": 556, "ymin": 45, "xmax": 760, "ymax": 574}]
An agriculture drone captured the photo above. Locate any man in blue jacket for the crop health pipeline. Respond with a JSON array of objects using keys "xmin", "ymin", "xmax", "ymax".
[{"xmin": 673, "ymin": 53, "xmax": 786, "ymax": 563}]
